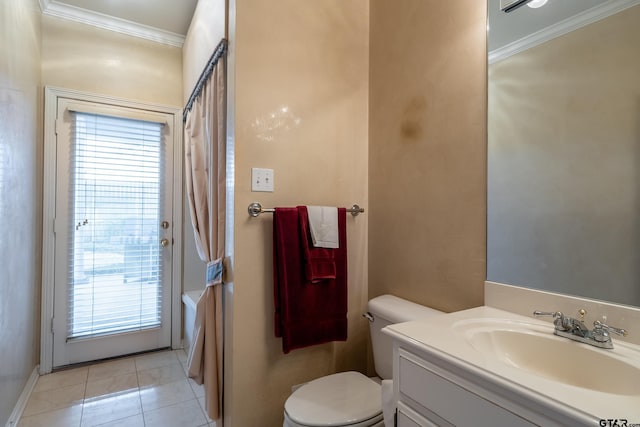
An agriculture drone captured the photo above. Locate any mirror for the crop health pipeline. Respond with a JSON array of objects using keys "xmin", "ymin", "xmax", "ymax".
[{"xmin": 487, "ymin": 0, "xmax": 640, "ymax": 307}]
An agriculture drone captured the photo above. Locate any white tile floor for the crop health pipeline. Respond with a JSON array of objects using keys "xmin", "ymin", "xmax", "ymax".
[{"xmin": 19, "ymin": 350, "xmax": 216, "ymax": 427}]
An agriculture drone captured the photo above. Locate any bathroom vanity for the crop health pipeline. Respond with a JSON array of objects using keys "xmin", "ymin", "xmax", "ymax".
[{"xmin": 383, "ymin": 307, "xmax": 640, "ymax": 427}]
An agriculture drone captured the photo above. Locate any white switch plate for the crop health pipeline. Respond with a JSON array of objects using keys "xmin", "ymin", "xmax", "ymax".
[{"xmin": 251, "ymin": 168, "xmax": 274, "ymax": 192}]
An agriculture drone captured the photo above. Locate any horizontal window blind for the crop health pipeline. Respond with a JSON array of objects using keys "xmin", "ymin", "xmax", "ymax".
[{"xmin": 68, "ymin": 111, "xmax": 165, "ymax": 339}]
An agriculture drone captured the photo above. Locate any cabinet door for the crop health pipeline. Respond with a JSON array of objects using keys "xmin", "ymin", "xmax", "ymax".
[{"xmin": 398, "ymin": 349, "xmax": 536, "ymax": 427}]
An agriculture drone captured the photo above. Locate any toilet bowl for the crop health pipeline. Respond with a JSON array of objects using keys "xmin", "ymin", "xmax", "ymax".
[
  {"xmin": 284, "ymin": 372, "xmax": 383, "ymax": 427},
  {"xmin": 283, "ymin": 295, "xmax": 443, "ymax": 427}
]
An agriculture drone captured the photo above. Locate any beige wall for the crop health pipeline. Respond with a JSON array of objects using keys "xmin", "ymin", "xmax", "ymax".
[
  {"xmin": 0, "ymin": 0, "xmax": 42, "ymax": 424},
  {"xmin": 229, "ymin": 0, "xmax": 369, "ymax": 425},
  {"xmin": 369, "ymin": 0, "xmax": 487, "ymax": 312},
  {"xmin": 41, "ymin": 16, "xmax": 182, "ymax": 106},
  {"xmin": 182, "ymin": 0, "xmax": 226, "ymax": 105},
  {"xmin": 488, "ymin": 6, "xmax": 640, "ymax": 305}
]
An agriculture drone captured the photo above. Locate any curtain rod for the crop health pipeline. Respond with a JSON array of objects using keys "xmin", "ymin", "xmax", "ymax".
[{"xmin": 183, "ymin": 38, "xmax": 228, "ymax": 122}]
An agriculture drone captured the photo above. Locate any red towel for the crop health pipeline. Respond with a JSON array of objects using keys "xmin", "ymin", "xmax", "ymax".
[{"xmin": 273, "ymin": 206, "xmax": 348, "ymax": 353}]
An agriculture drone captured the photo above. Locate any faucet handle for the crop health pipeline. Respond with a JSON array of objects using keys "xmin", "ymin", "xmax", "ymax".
[
  {"xmin": 533, "ymin": 310, "xmax": 562, "ymax": 318},
  {"xmin": 534, "ymin": 311, "xmax": 573, "ymax": 331},
  {"xmin": 593, "ymin": 320, "xmax": 628, "ymax": 337},
  {"xmin": 578, "ymin": 308, "xmax": 586, "ymax": 321}
]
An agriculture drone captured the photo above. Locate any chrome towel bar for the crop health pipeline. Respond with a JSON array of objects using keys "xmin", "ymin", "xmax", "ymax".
[{"xmin": 248, "ymin": 202, "xmax": 365, "ymax": 218}]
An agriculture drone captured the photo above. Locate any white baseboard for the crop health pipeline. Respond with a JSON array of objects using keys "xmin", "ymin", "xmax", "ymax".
[{"xmin": 5, "ymin": 365, "xmax": 39, "ymax": 427}]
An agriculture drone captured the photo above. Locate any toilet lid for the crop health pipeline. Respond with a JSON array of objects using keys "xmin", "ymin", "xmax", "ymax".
[{"xmin": 285, "ymin": 371, "xmax": 382, "ymax": 427}]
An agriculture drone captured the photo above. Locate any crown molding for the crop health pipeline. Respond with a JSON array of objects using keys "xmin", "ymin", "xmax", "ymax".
[
  {"xmin": 39, "ymin": 0, "xmax": 185, "ymax": 48},
  {"xmin": 489, "ymin": 0, "xmax": 640, "ymax": 64}
]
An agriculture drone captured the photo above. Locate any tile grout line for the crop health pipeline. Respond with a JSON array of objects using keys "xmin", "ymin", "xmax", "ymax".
[
  {"xmin": 79, "ymin": 368, "xmax": 88, "ymax": 427},
  {"xmin": 136, "ymin": 358, "xmax": 147, "ymax": 427}
]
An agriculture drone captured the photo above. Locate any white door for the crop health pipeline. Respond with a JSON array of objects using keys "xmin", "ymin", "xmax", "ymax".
[{"xmin": 51, "ymin": 97, "xmax": 175, "ymax": 367}]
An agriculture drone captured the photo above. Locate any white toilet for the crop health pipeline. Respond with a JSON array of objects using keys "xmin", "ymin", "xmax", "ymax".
[{"xmin": 283, "ymin": 294, "xmax": 443, "ymax": 427}]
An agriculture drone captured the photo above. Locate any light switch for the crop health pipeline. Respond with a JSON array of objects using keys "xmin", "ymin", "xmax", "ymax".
[{"xmin": 251, "ymin": 168, "xmax": 274, "ymax": 192}]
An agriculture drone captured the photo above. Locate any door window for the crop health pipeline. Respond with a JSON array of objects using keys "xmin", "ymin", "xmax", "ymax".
[{"xmin": 68, "ymin": 112, "xmax": 165, "ymax": 339}]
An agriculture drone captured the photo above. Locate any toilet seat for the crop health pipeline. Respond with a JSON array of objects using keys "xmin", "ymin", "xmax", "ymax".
[{"xmin": 284, "ymin": 371, "xmax": 383, "ymax": 427}]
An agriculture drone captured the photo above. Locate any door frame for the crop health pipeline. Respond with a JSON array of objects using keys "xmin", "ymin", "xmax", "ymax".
[{"xmin": 40, "ymin": 86, "xmax": 184, "ymax": 374}]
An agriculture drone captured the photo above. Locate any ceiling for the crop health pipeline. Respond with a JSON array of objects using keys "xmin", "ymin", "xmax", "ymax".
[
  {"xmin": 488, "ymin": 0, "xmax": 605, "ymax": 51},
  {"xmin": 39, "ymin": 0, "xmax": 199, "ymax": 46},
  {"xmin": 488, "ymin": 0, "xmax": 640, "ymax": 62}
]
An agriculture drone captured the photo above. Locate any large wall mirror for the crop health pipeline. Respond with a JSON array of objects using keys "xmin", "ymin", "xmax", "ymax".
[{"xmin": 487, "ymin": 0, "xmax": 640, "ymax": 307}]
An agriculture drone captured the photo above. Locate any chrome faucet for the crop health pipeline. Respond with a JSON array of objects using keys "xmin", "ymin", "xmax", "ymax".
[{"xmin": 533, "ymin": 310, "xmax": 628, "ymax": 349}]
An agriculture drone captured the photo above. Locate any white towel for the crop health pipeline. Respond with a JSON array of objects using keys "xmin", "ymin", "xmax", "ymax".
[{"xmin": 306, "ymin": 206, "xmax": 339, "ymax": 248}]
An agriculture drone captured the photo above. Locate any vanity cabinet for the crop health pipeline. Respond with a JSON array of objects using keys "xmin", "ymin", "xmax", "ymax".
[
  {"xmin": 394, "ymin": 346, "xmax": 535, "ymax": 427},
  {"xmin": 384, "ymin": 307, "xmax": 636, "ymax": 427}
]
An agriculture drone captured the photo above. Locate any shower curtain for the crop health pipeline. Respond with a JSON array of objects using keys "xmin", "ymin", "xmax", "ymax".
[{"xmin": 184, "ymin": 47, "xmax": 226, "ymax": 423}]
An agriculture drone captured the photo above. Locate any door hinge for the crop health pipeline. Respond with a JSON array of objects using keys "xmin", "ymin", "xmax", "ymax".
[
  {"xmin": 54, "ymin": 119, "xmax": 60, "ymax": 135},
  {"xmin": 51, "ymin": 317, "xmax": 54, "ymax": 334},
  {"xmin": 52, "ymin": 217, "xmax": 57, "ymax": 234}
]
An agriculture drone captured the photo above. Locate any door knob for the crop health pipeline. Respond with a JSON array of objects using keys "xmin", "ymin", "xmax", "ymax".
[{"xmin": 160, "ymin": 238, "xmax": 170, "ymax": 247}]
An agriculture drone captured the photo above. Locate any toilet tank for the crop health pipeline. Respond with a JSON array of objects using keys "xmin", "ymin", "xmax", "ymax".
[{"xmin": 368, "ymin": 294, "xmax": 443, "ymax": 380}]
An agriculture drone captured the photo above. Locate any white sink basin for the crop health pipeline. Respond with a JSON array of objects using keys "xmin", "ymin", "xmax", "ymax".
[{"xmin": 464, "ymin": 326, "xmax": 640, "ymax": 395}]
